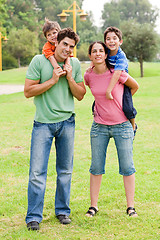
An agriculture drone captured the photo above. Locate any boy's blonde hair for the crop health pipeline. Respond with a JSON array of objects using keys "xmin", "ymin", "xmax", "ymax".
[
  {"xmin": 104, "ymin": 26, "xmax": 122, "ymax": 41},
  {"xmin": 43, "ymin": 18, "xmax": 61, "ymax": 37}
]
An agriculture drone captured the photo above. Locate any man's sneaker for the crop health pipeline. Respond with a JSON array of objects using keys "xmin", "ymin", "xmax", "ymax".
[
  {"xmin": 57, "ymin": 215, "xmax": 71, "ymax": 224},
  {"xmin": 27, "ymin": 221, "xmax": 39, "ymax": 231}
]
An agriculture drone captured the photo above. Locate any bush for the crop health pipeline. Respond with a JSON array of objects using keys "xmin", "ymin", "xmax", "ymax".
[
  {"xmin": 2, "ymin": 53, "xmax": 18, "ymax": 70},
  {"xmin": 77, "ymin": 43, "xmax": 89, "ymax": 61}
]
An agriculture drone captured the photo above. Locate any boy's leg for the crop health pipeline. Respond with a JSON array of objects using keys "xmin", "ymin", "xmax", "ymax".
[
  {"xmin": 48, "ymin": 55, "xmax": 59, "ymax": 69},
  {"xmin": 129, "ymin": 118, "xmax": 135, "ymax": 130},
  {"xmin": 123, "ymin": 85, "xmax": 137, "ymax": 130},
  {"xmin": 61, "ymin": 57, "xmax": 70, "ymax": 76},
  {"xmin": 49, "ymin": 55, "xmax": 66, "ymax": 76},
  {"xmin": 65, "ymin": 57, "xmax": 70, "ymax": 65}
]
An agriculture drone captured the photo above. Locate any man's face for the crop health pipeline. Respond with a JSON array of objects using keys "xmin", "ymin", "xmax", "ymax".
[
  {"xmin": 55, "ymin": 37, "xmax": 75, "ymax": 62},
  {"xmin": 105, "ymin": 32, "xmax": 123, "ymax": 54}
]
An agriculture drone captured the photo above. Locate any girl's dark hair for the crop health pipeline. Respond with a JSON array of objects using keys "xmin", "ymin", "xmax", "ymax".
[{"xmin": 88, "ymin": 41, "xmax": 113, "ymax": 72}]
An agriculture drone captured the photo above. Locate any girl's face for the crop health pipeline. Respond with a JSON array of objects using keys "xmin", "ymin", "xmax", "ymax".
[{"xmin": 89, "ymin": 43, "xmax": 107, "ymax": 64}]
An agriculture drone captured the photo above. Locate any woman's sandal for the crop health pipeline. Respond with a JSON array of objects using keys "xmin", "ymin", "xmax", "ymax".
[
  {"xmin": 126, "ymin": 207, "xmax": 138, "ymax": 217},
  {"xmin": 86, "ymin": 207, "xmax": 98, "ymax": 217}
]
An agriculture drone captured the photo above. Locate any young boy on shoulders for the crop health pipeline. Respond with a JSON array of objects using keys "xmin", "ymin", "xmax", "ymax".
[
  {"xmin": 42, "ymin": 18, "xmax": 69, "ymax": 75},
  {"xmin": 104, "ymin": 26, "xmax": 137, "ymax": 134}
]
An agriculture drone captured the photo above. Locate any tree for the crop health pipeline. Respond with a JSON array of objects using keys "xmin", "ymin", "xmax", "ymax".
[
  {"xmin": 77, "ymin": 42, "xmax": 89, "ymax": 61},
  {"xmin": 101, "ymin": 0, "xmax": 159, "ymax": 31},
  {"xmin": 6, "ymin": 27, "xmax": 39, "ymax": 67},
  {"xmin": 0, "ymin": 0, "xmax": 8, "ymax": 29},
  {"xmin": 101, "ymin": 1, "xmax": 120, "ymax": 30},
  {"xmin": 4, "ymin": 0, "xmax": 40, "ymax": 32},
  {"xmin": 121, "ymin": 21, "xmax": 158, "ymax": 77}
]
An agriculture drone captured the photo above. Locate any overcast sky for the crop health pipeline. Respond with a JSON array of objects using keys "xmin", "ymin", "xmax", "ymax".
[{"xmin": 82, "ymin": 0, "xmax": 160, "ymax": 33}]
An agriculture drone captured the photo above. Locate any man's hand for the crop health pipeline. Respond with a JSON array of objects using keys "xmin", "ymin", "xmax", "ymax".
[
  {"xmin": 63, "ymin": 58, "xmax": 73, "ymax": 81},
  {"xmin": 51, "ymin": 66, "xmax": 65, "ymax": 84}
]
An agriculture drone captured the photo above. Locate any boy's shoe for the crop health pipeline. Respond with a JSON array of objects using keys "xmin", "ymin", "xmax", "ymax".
[
  {"xmin": 57, "ymin": 214, "xmax": 71, "ymax": 224},
  {"xmin": 27, "ymin": 221, "xmax": 39, "ymax": 231}
]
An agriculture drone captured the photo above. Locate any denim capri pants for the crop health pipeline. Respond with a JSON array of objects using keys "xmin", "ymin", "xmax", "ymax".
[{"xmin": 89, "ymin": 121, "xmax": 136, "ymax": 176}]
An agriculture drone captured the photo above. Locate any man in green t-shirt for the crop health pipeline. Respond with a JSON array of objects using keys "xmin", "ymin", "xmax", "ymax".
[{"xmin": 24, "ymin": 27, "xmax": 86, "ymax": 230}]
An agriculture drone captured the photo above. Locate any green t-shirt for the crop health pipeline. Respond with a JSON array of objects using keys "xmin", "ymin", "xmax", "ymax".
[{"xmin": 26, "ymin": 54, "xmax": 83, "ymax": 123}]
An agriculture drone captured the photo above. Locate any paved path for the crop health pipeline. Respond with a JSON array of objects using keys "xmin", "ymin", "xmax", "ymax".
[{"xmin": 0, "ymin": 85, "xmax": 24, "ymax": 95}]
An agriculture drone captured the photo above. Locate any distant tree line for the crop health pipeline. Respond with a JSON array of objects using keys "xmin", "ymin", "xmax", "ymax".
[{"xmin": 0, "ymin": 0, "xmax": 160, "ymax": 76}]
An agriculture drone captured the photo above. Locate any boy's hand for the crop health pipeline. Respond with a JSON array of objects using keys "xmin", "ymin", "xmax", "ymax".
[
  {"xmin": 106, "ymin": 91, "xmax": 113, "ymax": 100},
  {"xmin": 60, "ymin": 70, "xmax": 67, "ymax": 77},
  {"xmin": 86, "ymin": 66, "xmax": 93, "ymax": 73}
]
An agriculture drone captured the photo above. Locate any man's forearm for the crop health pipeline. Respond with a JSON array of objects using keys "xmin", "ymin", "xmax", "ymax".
[
  {"xmin": 24, "ymin": 78, "xmax": 55, "ymax": 98},
  {"xmin": 24, "ymin": 67, "xmax": 64, "ymax": 98},
  {"xmin": 67, "ymin": 77, "xmax": 86, "ymax": 101}
]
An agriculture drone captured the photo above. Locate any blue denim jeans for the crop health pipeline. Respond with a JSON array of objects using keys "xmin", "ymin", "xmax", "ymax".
[
  {"xmin": 25, "ymin": 114, "xmax": 75, "ymax": 224},
  {"xmin": 90, "ymin": 121, "xmax": 136, "ymax": 176}
]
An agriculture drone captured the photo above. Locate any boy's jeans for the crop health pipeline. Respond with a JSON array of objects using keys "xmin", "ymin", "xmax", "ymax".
[{"xmin": 25, "ymin": 114, "xmax": 75, "ymax": 224}]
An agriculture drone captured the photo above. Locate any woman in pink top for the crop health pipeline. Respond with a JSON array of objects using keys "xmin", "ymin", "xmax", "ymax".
[{"xmin": 84, "ymin": 41, "xmax": 139, "ymax": 217}]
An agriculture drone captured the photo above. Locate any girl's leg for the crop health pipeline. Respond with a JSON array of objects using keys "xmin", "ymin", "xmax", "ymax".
[
  {"xmin": 123, "ymin": 173, "xmax": 137, "ymax": 216},
  {"xmin": 90, "ymin": 173, "xmax": 102, "ymax": 208},
  {"xmin": 86, "ymin": 122, "xmax": 109, "ymax": 216},
  {"xmin": 113, "ymin": 121, "xmax": 137, "ymax": 216},
  {"xmin": 86, "ymin": 173, "xmax": 102, "ymax": 216}
]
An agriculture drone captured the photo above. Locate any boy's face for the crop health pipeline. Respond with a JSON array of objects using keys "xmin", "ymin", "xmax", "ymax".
[
  {"xmin": 46, "ymin": 29, "xmax": 58, "ymax": 44},
  {"xmin": 105, "ymin": 32, "xmax": 123, "ymax": 55}
]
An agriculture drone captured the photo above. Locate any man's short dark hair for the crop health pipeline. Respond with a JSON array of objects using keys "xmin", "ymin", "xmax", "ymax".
[
  {"xmin": 104, "ymin": 26, "xmax": 122, "ymax": 41},
  {"xmin": 57, "ymin": 28, "xmax": 80, "ymax": 46}
]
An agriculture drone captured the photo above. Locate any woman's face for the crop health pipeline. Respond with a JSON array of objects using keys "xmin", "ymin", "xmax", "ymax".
[{"xmin": 89, "ymin": 43, "xmax": 107, "ymax": 64}]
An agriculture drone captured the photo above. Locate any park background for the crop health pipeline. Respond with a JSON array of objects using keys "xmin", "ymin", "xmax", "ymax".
[
  {"xmin": 1, "ymin": 0, "xmax": 160, "ymax": 77},
  {"xmin": 0, "ymin": 0, "xmax": 160, "ymax": 239}
]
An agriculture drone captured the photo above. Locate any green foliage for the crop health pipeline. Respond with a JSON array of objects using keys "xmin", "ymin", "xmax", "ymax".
[
  {"xmin": 121, "ymin": 21, "xmax": 158, "ymax": 77},
  {"xmin": 1, "ymin": 0, "xmax": 160, "ymax": 69},
  {"xmin": 119, "ymin": 0, "xmax": 158, "ymax": 25},
  {"xmin": 102, "ymin": 0, "xmax": 120, "ymax": 30},
  {"xmin": 2, "ymin": 51, "xmax": 18, "ymax": 70},
  {"xmin": 4, "ymin": 0, "xmax": 40, "ymax": 32},
  {"xmin": 77, "ymin": 43, "xmax": 89, "ymax": 61},
  {"xmin": 101, "ymin": 0, "xmax": 159, "ymax": 30},
  {"xmin": 0, "ymin": 0, "xmax": 8, "ymax": 27},
  {"xmin": 6, "ymin": 27, "xmax": 39, "ymax": 67}
]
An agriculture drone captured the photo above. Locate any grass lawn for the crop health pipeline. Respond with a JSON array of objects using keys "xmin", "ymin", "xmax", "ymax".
[
  {"xmin": 0, "ymin": 67, "xmax": 28, "ymax": 85},
  {"xmin": 0, "ymin": 64, "xmax": 160, "ymax": 239},
  {"xmin": 0, "ymin": 62, "xmax": 160, "ymax": 84}
]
